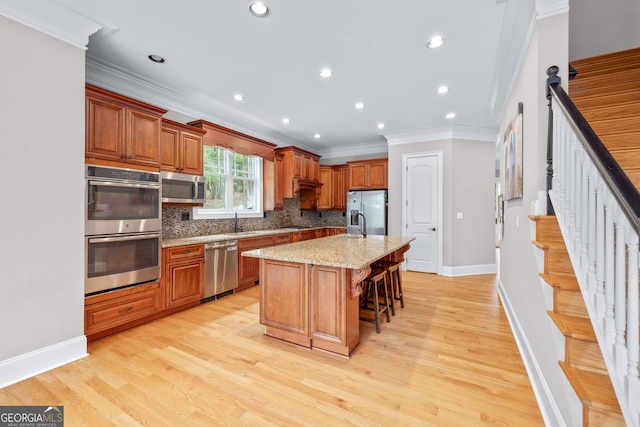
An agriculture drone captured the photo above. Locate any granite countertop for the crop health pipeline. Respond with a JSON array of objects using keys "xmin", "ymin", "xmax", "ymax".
[
  {"xmin": 161, "ymin": 226, "xmax": 346, "ymax": 248},
  {"xmin": 241, "ymin": 234, "xmax": 416, "ymax": 269}
]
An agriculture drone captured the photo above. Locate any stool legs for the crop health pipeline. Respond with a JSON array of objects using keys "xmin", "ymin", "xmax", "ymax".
[
  {"xmin": 389, "ymin": 265, "xmax": 404, "ymax": 309},
  {"xmin": 359, "ymin": 270, "xmax": 390, "ymax": 333},
  {"xmin": 385, "ymin": 270, "xmax": 396, "ymax": 316}
]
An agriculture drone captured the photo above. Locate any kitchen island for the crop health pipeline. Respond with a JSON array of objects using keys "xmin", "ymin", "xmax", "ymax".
[{"xmin": 242, "ymin": 234, "xmax": 415, "ymax": 357}]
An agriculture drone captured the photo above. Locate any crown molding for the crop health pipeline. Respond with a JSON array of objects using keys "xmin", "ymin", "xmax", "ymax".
[
  {"xmin": 536, "ymin": 0, "xmax": 569, "ymax": 19},
  {"xmin": 488, "ymin": 0, "xmax": 537, "ymax": 119},
  {"xmin": 489, "ymin": 0, "xmax": 569, "ymax": 119},
  {"xmin": 317, "ymin": 140, "xmax": 389, "ymax": 160},
  {"xmin": 0, "ymin": 0, "xmax": 101, "ymax": 49},
  {"xmin": 85, "ymin": 57, "xmax": 305, "ymax": 149},
  {"xmin": 384, "ymin": 125, "xmax": 498, "ymax": 146}
]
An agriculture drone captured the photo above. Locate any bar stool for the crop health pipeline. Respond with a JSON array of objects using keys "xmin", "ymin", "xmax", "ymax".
[
  {"xmin": 374, "ymin": 260, "xmax": 405, "ymax": 310},
  {"xmin": 359, "ymin": 268, "xmax": 390, "ymax": 333}
]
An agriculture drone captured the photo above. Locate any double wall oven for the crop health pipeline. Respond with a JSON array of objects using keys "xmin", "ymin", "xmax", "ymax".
[{"xmin": 85, "ymin": 165, "xmax": 162, "ymax": 295}]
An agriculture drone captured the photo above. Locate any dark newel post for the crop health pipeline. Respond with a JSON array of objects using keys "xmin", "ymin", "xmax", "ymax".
[{"xmin": 545, "ymin": 66, "xmax": 561, "ymax": 216}]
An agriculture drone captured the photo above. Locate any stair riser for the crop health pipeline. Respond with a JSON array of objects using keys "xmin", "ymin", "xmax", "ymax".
[
  {"xmin": 556, "ymin": 289, "xmax": 589, "ymax": 318},
  {"xmin": 587, "ymin": 407, "xmax": 626, "ymax": 427},
  {"xmin": 545, "ymin": 248, "xmax": 574, "ymax": 276},
  {"xmin": 567, "ymin": 339, "xmax": 607, "ymax": 375},
  {"xmin": 535, "ymin": 220, "xmax": 563, "ymax": 243}
]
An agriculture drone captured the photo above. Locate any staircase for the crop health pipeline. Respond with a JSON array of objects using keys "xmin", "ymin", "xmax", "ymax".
[
  {"xmin": 536, "ymin": 47, "xmax": 640, "ymax": 426},
  {"xmin": 569, "ymin": 47, "xmax": 640, "ymax": 190},
  {"xmin": 532, "ymin": 215, "xmax": 624, "ymax": 426}
]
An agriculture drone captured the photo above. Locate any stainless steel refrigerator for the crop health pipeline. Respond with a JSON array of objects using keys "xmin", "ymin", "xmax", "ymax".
[{"xmin": 346, "ymin": 190, "xmax": 388, "ymax": 235}]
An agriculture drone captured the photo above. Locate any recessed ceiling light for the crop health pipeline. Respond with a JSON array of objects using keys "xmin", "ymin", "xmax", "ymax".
[
  {"xmin": 314, "ymin": 133, "xmax": 321, "ymax": 139},
  {"xmin": 148, "ymin": 54, "xmax": 165, "ymax": 63},
  {"xmin": 437, "ymin": 85, "xmax": 450, "ymax": 94},
  {"xmin": 320, "ymin": 68, "xmax": 333, "ymax": 78},
  {"xmin": 282, "ymin": 118, "xmax": 291, "ymax": 124},
  {"xmin": 377, "ymin": 123, "xmax": 385, "ymax": 129},
  {"xmin": 249, "ymin": 2, "xmax": 270, "ymax": 17},
  {"xmin": 233, "ymin": 94, "xmax": 245, "ymax": 101},
  {"xmin": 355, "ymin": 102, "xmax": 365, "ymax": 110},
  {"xmin": 446, "ymin": 112, "xmax": 456, "ymax": 119},
  {"xmin": 427, "ymin": 36, "xmax": 444, "ymax": 49}
]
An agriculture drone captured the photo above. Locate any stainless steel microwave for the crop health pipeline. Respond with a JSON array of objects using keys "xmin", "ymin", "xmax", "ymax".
[{"xmin": 161, "ymin": 171, "xmax": 205, "ymax": 204}]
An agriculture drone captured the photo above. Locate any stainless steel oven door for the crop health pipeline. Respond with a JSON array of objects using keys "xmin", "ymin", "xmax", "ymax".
[
  {"xmin": 85, "ymin": 232, "xmax": 161, "ymax": 295},
  {"xmin": 86, "ymin": 179, "xmax": 161, "ymax": 235}
]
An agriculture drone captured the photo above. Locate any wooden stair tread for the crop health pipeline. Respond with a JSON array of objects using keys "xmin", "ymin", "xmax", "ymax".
[
  {"xmin": 533, "ymin": 240, "xmax": 566, "ymax": 250},
  {"xmin": 548, "ymin": 311, "xmax": 596, "ymax": 342},
  {"xmin": 559, "ymin": 362, "xmax": 622, "ymax": 413},
  {"xmin": 540, "ymin": 273, "xmax": 579, "ymax": 290},
  {"xmin": 574, "ymin": 91, "xmax": 640, "ymax": 109},
  {"xmin": 579, "ymin": 101, "xmax": 640, "ymax": 121},
  {"xmin": 594, "ymin": 131, "xmax": 640, "ymax": 151},
  {"xmin": 569, "ymin": 80, "xmax": 640, "ymax": 98},
  {"xmin": 570, "ymin": 47, "xmax": 640, "ymax": 75},
  {"xmin": 587, "ymin": 115, "xmax": 640, "ymax": 136},
  {"xmin": 569, "ymin": 68, "xmax": 640, "ymax": 93}
]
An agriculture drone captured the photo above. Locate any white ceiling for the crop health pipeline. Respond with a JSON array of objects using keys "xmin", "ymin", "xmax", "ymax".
[{"xmin": 7, "ymin": 0, "xmax": 520, "ymax": 158}]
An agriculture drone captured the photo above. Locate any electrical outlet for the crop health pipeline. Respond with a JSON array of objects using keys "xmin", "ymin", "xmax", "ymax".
[{"xmin": 181, "ymin": 211, "xmax": 190, "ymax": 221}]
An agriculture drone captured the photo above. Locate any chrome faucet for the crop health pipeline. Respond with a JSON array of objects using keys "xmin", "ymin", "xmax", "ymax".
[
  {"xmin": 234, "ymin": 211, "xmax": 239, "ymax": 233},
  {"xmin": 355, "ymin": 212, "xmax": 367, "ymax": 238}
]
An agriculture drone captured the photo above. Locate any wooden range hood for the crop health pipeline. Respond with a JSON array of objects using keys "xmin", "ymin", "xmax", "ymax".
[{"xmin": 295, "ymin": 179, "xmax": 323, "ymax": 210}]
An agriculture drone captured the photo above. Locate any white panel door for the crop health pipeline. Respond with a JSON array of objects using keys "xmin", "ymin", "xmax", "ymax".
[{"xmin": 405, "ymin": 154, "xmax": 439, "ymax": 273}]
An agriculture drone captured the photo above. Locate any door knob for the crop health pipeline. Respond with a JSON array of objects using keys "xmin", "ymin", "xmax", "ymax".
[{"xmin": 431, "ymin": 228, "xmax": 436, "ymax": 231}]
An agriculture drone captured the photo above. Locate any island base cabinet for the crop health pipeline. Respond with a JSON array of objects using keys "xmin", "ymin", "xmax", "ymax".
[
  {"xmin": 260, "ymin": 260, "xmax": 310, "ymax": 347},
  {"xmin": 259, "ymin": 259, "xmax": 360, "ymax": 357},
  {"xmin": 309, "ymin": 265, "xmax": 359, "ymax": 357}
]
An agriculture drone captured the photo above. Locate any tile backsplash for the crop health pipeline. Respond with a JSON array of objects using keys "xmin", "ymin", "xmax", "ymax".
[{"xmin": 162, "ymin": 198, "xmax": 346, "ymax": 238}]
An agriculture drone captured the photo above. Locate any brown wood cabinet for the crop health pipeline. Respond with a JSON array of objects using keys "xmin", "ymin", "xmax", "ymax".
[
  {"xmin": 238, "ymin": 233, "xmax": 293, "ymax": 292},
  {"xmin": 160, "ymin": 119, "xmax": 206, "ymax": 175},
  {"xmin": 163, "ymin": 244, "xmax": 205, "ymax": 311},
  {"xmin": 275, "ymin": 146, "xmax": 322, "ymax": 199},
  {"xmin": 263, "ymin": 152, "xmax": 284, "ymax": 211},
  {"xmin": 85, "ymin": 84, "xmax": 166, "ymax": 168},
  {"xmin": 84, "ymin": 281, "xmax": 163, "ymax": 342},
  {"xmin": 318, "ymin": 166, "xmax": 332, "ymax": 210},
  {"xmin": 318, "ymin": 164, "xmax": 348, "ymax": 210},
  {"xmin": 274, "ymin": 152, "xmax": 284, "ymax": 209},
  {"xmin": 259, "ymin": 260, "xmax": 359, "ymax": 357},
  {"xmin": 347, "ymin": 158, "xmax": 388, "ymax": 190},
  {"xmin": 260, "ymin": 260, "xmax": 310, "ymax": 347}
]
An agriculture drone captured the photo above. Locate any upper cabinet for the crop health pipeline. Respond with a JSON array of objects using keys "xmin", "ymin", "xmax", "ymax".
[
  {"xmin": 85, "ymin": 84, "xmax": 167, "ymax": 168},
  {"xmin": 263, "ymin": 152, "xmax": 284, "ymax": 211},
  {"xmin": 347, "ymin": 158, "xmax": 388, "ymax": 190},
  {"xmin": 160, "ymin": 119, "xmax": 206, "ymax": 175},
  {"xmin": 275, "ymin": 146, "xmax": 322, "ymax": 199},
  {"xmin": 318, "ymin": 164, "xmax": 348, "ymax": 210}
]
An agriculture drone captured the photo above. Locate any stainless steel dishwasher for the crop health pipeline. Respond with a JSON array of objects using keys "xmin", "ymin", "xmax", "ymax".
[{"xmin": 203, "ymin": 239, "xmax": 238, "ymax": 300}]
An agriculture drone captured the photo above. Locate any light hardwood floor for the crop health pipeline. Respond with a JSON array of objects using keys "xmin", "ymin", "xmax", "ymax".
[{"xmin": 0, "ymin": 271, "xmax": 544, "ymax": 426}]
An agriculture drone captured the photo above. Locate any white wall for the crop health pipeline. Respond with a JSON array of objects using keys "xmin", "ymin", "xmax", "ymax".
[
  {"xmin": 498, "ymin": 11, "xmax": 576, "ymax": 426},
  {"xmin": 388, "ymin": 136, "xmax": 495, "ymax": 272},
  {"xmin": 0, "ymin": 16, "xmax": 87, "ymax": 387},
  {"xmin": 569, "ymin": 0, "xmax": 640, "ymax": 60}
]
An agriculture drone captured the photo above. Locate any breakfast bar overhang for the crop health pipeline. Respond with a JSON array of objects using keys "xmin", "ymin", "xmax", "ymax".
[{"xmin": 242, "ymin": 234, "xmax": 415, "ymax": 357}]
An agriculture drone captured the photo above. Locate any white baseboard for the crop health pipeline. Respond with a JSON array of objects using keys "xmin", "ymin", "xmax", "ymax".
[
  {"xmin": 497, "ymin": 278, "xmax": 566, "ymax": 427},
  {"xmin": 0, "ymin": 336, "xmax": 88, "ymax": 389},
  {"xmin": 441, "ymin": 263, "xmax": 497, "ymax": 276}
]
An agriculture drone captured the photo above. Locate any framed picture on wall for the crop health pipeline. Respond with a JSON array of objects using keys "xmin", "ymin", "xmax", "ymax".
[{"xmin": 504, "ymin": 102, "xmax": 523, "ymax": 200}]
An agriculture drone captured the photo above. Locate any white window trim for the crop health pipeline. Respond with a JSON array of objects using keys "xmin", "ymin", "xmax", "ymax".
[{"xmin": 192, "ymin": 149, "xmax": 263, "ymax": 220}]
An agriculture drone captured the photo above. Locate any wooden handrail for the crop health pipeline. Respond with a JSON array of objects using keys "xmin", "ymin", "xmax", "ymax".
[{"xmin": 546, "ymin": 66, "xmax": 640, "ymax": 236}]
